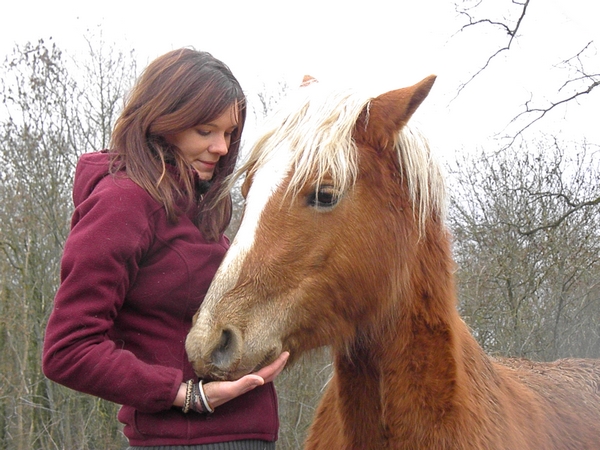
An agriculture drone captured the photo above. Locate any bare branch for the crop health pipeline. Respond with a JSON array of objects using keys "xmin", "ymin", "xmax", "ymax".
[
  {"xmin": 454, "ymin": 0, "xmax": 531, "ymax": 96},
  {"xmin": 517, "ymin": 195, "xmax": 600, "ymax": 236},
  {"xmin": 501, "ymin": 41, "xmax": 600, "ymax": 147}
]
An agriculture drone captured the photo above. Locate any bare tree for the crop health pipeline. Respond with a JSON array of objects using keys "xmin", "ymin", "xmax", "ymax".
[
  {"xmin": 0, "ymin": 36, "xmax": 135, "ymax": 449},
  {"xmin": 1, "ymin": 40, "xmax": 80, "ymax": 449},
  {"xmin": 450, "ymin": 1, "xmax": 600, "ymax": 283},
  {"xmin": 74, "ymin": 28, "xmax": 137, "ymax": 151},
  {"xmin": 448, "ymin": 137, "xmax": 600, "ymax": 360}
]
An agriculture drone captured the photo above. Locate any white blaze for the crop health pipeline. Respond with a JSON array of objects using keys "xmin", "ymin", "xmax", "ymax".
[{"xmin": 200, "ymin": 143, "xmax": 292, "ymax": 312}]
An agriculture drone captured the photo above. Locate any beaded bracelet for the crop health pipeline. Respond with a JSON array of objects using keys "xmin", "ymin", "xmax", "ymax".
[{"xmin": 182, "ymin": 379, "xmax": 194, "ymax": 414}]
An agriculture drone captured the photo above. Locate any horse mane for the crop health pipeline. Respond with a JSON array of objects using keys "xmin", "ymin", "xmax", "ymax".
[{"xmin": 233, "ymin": 83, "xmax": 447, "ymax": 226}]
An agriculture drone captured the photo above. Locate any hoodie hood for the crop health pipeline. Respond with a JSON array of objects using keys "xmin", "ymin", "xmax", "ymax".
[{"xmin": 72, "ymin": 151, "xmax": 114, "ymax": 208}]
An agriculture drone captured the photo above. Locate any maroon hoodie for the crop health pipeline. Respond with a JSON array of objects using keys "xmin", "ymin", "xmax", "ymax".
[{"xmin": 42, "ymin": 151, "xmax": 278, "ymax": 446}]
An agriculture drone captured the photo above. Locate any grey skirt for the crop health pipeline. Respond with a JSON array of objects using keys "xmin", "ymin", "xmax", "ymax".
[{"xmin": 127, "ymin": 440, "xmax": 276, "ymax": 450}]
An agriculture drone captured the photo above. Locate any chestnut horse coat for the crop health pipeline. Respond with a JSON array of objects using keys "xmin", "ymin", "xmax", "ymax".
[{"xmin": 186, "ymin": 76, "xmax": 600, "ymax": 449}]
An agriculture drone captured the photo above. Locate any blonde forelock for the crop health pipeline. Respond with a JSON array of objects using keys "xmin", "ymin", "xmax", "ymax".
[{"xmin": 232, "ymin": 83, "xmax": 446, "ymax": 226}]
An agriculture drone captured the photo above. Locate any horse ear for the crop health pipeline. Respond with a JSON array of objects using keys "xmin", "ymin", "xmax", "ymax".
[
  {"xmin": 356, "ymin": 75, "xmax": 436, "ymax": 151},
  {"xmin": 301, "ymin": 75, "xmax": 318, "ymax": 87}
]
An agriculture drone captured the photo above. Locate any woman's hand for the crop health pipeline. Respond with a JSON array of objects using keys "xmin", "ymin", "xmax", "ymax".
[
  {"xmin": 174, "ymin": 351, "xmax": 289, "ymax": 409},
  {"xmin": 203, "ymin": 351, "xmax": 289, "ymax": 408}
]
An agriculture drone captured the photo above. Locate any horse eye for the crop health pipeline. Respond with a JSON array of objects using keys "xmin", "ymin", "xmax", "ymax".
[{"xmin": 307, "ymin": 186, "xmax": 340, "ymax": 209}]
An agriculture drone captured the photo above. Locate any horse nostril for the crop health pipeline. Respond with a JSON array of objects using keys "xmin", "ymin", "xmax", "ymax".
[{"xmin": 211, "ymin": 326, "xmax": 241, "ymax": 370}]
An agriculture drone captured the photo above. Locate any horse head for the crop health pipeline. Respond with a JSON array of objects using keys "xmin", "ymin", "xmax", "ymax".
[{"xmin": 185, "ymin": 76, "xmax": 440, "ymax": 380}]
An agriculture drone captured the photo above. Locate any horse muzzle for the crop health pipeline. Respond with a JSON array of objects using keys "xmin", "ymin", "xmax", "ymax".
[{"xmin": 186, "ymin": 320, "xmax": 283, "ymax": 381}]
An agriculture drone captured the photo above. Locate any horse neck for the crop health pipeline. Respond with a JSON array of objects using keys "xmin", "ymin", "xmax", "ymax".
[{"xmin": 331, "ymin": 223, "xmax": 491, "ymax": 447}]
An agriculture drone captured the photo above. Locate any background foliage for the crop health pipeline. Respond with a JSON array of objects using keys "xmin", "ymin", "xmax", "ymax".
[{"xmin": 1, "ymin": 33, "xmax": 598, "ymax": 449}]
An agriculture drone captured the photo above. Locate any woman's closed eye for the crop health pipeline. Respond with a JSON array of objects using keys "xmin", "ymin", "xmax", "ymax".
[{"xmin": 196, "ymin": 128, "xmax": 236, "ymax": 138}]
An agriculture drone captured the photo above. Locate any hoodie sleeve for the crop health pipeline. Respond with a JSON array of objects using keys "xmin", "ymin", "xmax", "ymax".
[{"xmin": 42, "ymin": 171, "xmax": 182, "ymax": 413}]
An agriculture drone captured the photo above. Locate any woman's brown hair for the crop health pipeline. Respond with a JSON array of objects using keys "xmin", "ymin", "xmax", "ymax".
[{"xmin": 110, "ymin": 48, "xmax": 246, "ymax": 242}]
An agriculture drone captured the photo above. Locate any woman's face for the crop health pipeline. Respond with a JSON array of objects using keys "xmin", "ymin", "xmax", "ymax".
[{"xmin": 166, "ymin": 104, "xmax": 239, "ymax": 180}]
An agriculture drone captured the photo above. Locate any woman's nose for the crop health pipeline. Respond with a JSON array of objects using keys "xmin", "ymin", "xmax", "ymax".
[{"xmin": 209, "ymin": 134, "xmax": 229, "ymax": 156}]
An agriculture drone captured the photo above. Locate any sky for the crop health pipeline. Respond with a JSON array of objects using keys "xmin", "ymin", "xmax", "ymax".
[{"xmin": 1, "ymin": 0, "xmax": 599, "ymax": 157}]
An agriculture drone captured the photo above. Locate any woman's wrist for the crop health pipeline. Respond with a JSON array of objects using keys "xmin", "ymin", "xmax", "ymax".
[
  {"xmin": 173, "ymin": 382, "xmax": 187, "ymax": 408},
  {"xmin": 180, "ymin": 379, "xmax": 214, "ymax": 414}
]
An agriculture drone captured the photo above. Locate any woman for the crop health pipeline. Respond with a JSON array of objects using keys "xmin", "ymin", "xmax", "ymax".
[{"xmin": 42, "ymin": 48, "xmax": 288, "ymax": 449}]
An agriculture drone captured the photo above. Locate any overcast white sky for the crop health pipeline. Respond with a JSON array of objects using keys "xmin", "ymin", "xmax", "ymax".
[{"xmin": 1, "ymin": 0, "xmax": 599, "ymax": 155}]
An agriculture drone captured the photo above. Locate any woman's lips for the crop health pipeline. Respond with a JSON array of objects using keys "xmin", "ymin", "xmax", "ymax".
[{"xmin": 196, "ymin": 160, "xmax": 217, "ymax": 170}]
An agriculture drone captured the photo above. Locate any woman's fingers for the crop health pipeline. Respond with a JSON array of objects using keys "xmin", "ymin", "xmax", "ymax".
[
  {"xmin": 202, "ymin": 376, "xmax": 262, "ymax": 408},
  {"xmin": 202, "ymin": 351, "xmax": 290, "ymax": 409},
  {"xmin": 254, "ymin": 351, "xmax": 289, "ymax": 383}
]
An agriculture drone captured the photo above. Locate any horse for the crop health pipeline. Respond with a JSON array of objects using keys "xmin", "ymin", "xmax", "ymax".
[{"xmin": 185, "ymin": 76, "xmax": 600, "ymax": 449}]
